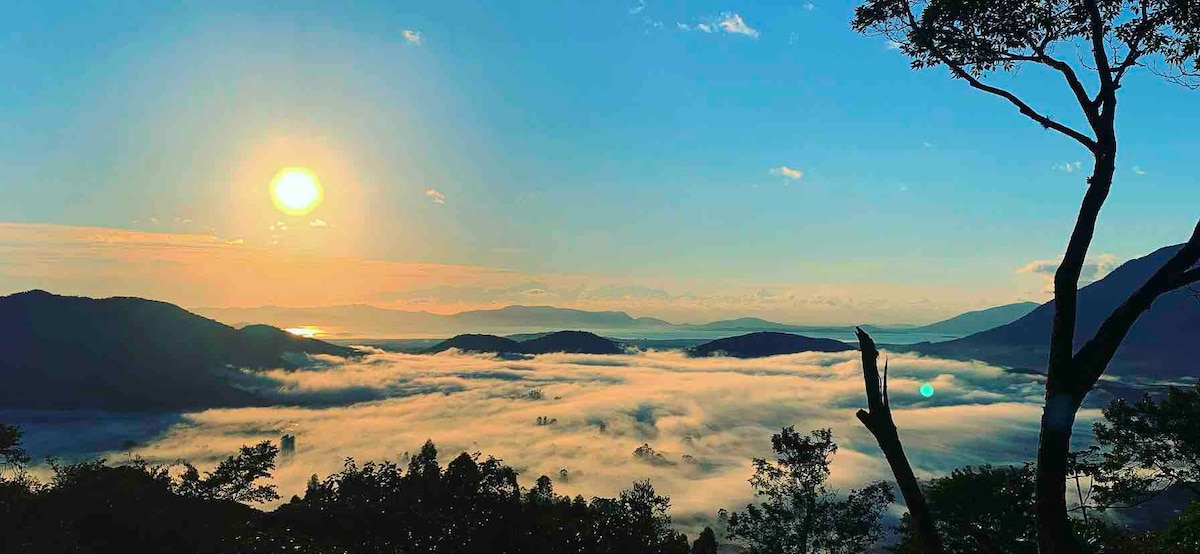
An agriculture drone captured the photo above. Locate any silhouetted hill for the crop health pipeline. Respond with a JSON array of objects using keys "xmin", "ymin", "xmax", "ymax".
[
  {"xmin": 688, "ymin": 332, "xmax": 854, "ymax": 358},
  {"xmin": 915, "ymin": 245, "xmax": 1197, "ymax": 378},
  {"xmin": 425, "ymin": 334, "xmax": 524, "ymax": 354},
  {"xmin": 0, "ymin": 290, "xmax": 355, "ymax": 410},
  {"xmin": 423, "ymin": 331, "xmax": 624, "ymax": 355},
  {"xmin": 909, "ymin": 302, "xmax": 1040, "ymax": 336},
  {"xmin": 519, "ymin": 331, "xmax": 625, "ymax": 355}
]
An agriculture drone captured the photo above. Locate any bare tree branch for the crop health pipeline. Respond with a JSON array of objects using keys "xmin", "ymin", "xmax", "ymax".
[
  {"xmin": 1083, "ymin": 0, "xmax": 1117, "ymax": 110},
  {"xmin": 855, "ymin": 327, "xmax": 945, "ymax": 554},
  {"xmin": 1074, "ymin": 220, "xmax": 1200, "ymax": 387},
  {"xmin": 898, "ymin": 7, "xmax": 1100, "ymax": 153}
]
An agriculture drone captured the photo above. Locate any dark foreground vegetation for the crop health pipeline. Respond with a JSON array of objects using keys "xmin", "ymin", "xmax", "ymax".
[{"xmin": 2, "ymin": 384, "xmax": 1199, "ymax": 553}]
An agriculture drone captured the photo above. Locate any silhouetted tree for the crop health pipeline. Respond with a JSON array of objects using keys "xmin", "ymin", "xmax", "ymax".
[
  {"xmin": 724, "ymin": 427, "xmax": 894, "ymax": 553},
  {"xmin": 1082, "ymin": 385, "xmax": 1200, "ymax": 509},
  {"xmin": 692, "ymin": 526, "xmax": 719, "ymax": 554},
  {"xmin": 176, "ymin": 440, "xmax": 280, "ymax": 503},
  {"xmin": 0, "ymin": 423, "xmax": 30, "ymax": 474},
  {"xmin": 851, "ymin": 2, "xmax": 1200, "ymax": 550},
  {"xmin": 893, "ymin": 465, "xmax": 1038, "ymax": 554}
]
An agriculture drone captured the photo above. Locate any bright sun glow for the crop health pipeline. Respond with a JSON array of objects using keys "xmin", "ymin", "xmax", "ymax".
[
  {"xmin": 270, "ymin": 168, "xmax": 323, "ymax": 215},
  {"xmin": 284, "ymin": 326, "xmax": 322, "ymax": 338}
]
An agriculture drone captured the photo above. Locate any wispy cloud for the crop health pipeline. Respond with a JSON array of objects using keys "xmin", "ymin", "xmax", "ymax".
[
  {"xmin": 1053, "ymin": 161, "xmax": 1083, "ymax": 173},
  {"xmin": 803, "ymin": 2, "xmax": 815, "ymax": 11},
  {"xmin": 425, "ymin": 188, "xmax": 446, "ymax": 204},
  {"xmin": 886, "ymin": 40, "xmax": 902, "ymax": 50},
  {"xmin": 629, "ymin": 0, "xmax": 646, "ymax": 15},
  {"xmin": 1132, "ymin": 165, "xmax": 1146, "ymax": 176},
  {"xmin": 310, "ymin": 219, "xmax": 330, "ymax": 229},
  {"xmin": 1018, "ymin": 253, "xmax": 1121, "ymax": 293},
  {"xmin": 716, "ymin": 13, "xmax": 759, "ymax": 38},
  {"xmin": 402, "ymin": 29, "xmax": 422, "ymax": 46},
  {"xmin": 770, "ymin": 166, "xmax": 804, "ymax": 181}
]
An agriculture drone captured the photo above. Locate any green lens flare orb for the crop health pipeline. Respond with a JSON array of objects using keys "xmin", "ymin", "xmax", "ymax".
[{"xmin": 919, "ymin": 383, "xmax": 935, "ymax": 398}]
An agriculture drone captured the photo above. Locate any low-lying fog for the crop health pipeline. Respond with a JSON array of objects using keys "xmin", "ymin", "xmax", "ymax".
[{"xmin": 9, "ymin": 348, "xmax": 1100, "ymax": 531}]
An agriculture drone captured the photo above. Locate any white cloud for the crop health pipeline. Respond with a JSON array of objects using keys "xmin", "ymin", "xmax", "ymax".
[
  {"xmin": 886, "ymin": 40, "xmax": 902, "ymax": 50},
  {"xmin": 310, "ymin": 219, "xmax": 329, "ymax": 228},
  {"xmin": 1018, "ymin": 253, "xmax": 1121, "ymax": 293},
  {"xmin": 676, "ymin": 22, "xmax": 690, "ymax": 31},
  {"xmin": 402, "ymin": 29, "xmax": 422, "ymax": 46},
  {"xmin": 1053, "ymin": 161, "xmax": 1083, "ymax": 173},
  {"xmin": 425, "ymin": 188, "xmax": 446, "ymax": 204},
  {"xmin": 716, "ymin": 13, "xmax": 759, "ymax": 38},
  {"xmin": 696, "ymin": 23, "xmax": 714, "ymax": 33},
  {"xmin": 804, "ymin": 2, "xmax": 816, "ymax": 11},
  {"xmin": 629, "ymin": 0, "xmax": 646, "ymax": 15},
  {"xmin": 770, "ymin": 166, "xmax": 804, "ymax": 181},
  {"xmin": 1132, "ymin": 165, "xmax": 1146, "ymax": 175}
]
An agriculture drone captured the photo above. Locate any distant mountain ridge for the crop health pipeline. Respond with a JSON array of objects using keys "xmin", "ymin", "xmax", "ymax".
[
  {"xmin": 914, "ymin": 244, "xmax": 1197, "ymax": 379},
  {"xmin": 907, "ymin": 302, "xmax": 1040, "ymax": 336},
  {"xmin": 0, "ymin": 290, "xmax": 355, "ymax": 410},
  {"xmin": 196, "ymin": 301, "xmax": 1034, "ymax": 340}
]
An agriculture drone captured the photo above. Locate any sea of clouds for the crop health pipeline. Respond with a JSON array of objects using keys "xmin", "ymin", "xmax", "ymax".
[{"xmin": 11, "ymin": 348, "xmax": 1101, "ymax": 532}]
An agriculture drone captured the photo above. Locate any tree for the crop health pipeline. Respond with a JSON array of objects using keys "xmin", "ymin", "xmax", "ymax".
[
  {"xmin": 894, "ymin": 465, "xmax": 1038, "ymax": 554},
  {"xmin": 176, "ymin": 440, "xmax": 280, "ymax": 503},
  {"xmin": 693, "ymin": 526, "xmax": 719, "ymax": 554},
  {"xmin": 0, "ymin": 423, "xmax": 29, "ymax": 476},
  {"xmin": 724, "ymin": 427, "xmax": 894, "ymax": 553},
  {"xmin": 1085, "ymin": 385, "xmax": 1200, "ymax": 509},
  {"xmin": 850, "ymin": 2, "xmax": 1200, "ymax": 551}
]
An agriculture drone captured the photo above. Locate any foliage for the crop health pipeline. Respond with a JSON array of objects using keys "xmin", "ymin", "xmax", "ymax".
[
  {"xmin": 176, "ymin": 440, "xmax": 281, "ymax": 503},
  {"xmin": 1085, "ymin": 385, "xmax": 1200, "ymax": 508},
  {"xmin": 892, "ymin": 464, "xmax": 1037, "ymax": 553},
  {"xmin": 692, "ymin": 526, "xmax": 718, "ymax": 554},
  {"xmin": 0, "ymin": 424, "xmax": 694, "ymax": 553},
  {"xmin": 275, "ymin": 445, "xmax": 691, "ymax": 553},
  {"xmin": 852, "ymin": 0, "xmax": 1200, "ymax": 85},
  {"xmin": 0, "ymin": 422, "xmax": 30, "ymax": 474},
  {"xmin": 723, "ymin": 427, "xmax": 894, "ymax": 553}
]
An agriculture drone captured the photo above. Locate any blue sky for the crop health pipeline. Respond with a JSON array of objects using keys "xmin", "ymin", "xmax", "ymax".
[{"xmin": 1, "ymin": 0, "xmax": 1196, "ymax": 323}]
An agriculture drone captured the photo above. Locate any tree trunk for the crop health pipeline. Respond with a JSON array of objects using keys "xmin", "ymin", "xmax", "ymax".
[
  {"xmin": 1036, "ymin": 144, "xmax": 1115, "ymax": 553},
  {"xmin": 1035, "ymin": 386, "xmax": 1086, "ymax": 553},
  {"xmin": 855, "ymin": 328, "xmax": 944, "ymax": 554}
]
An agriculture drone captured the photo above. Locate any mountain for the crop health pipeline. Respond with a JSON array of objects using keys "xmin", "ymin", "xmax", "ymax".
[
  {"xmin": 908, "ymin": 302, "xmax": 1040, "ymax": 336},
  {"xmin": 914, "ymin": 244, "xmax": 1197, "ymax": 378},
  {"xmin": 450, "ymin": 306, "xmax": 669, "ymax": 330},
  {"xmin": 0, "ymin": 290, "xmax": 355, "ymax": 410},
  {"xmin": 425, "ymin": 331, "xmax": 624, "ymax": 355},
  {"xmin": 194, "ymin": 304, "xmax": 672, "ymax": 337},
  {"xmin": 426, "ymin": 334, "xmax": 524, "ymax": 354},
  {"xmin": 196, "ymin": 301, "xmax": 1042, "ymax": 343},
  {"xmin": 520, "ymin": 331, "xmax": 625, "ymax": 355},
  {"xmin": 688, "ymin": 332, "xmax": 854, "ymax": 358}
]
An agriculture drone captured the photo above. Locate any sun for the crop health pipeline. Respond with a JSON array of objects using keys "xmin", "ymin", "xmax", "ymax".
[{"xmin": 270, "ymin": 168, "xmax": 323, "ymax": 215}]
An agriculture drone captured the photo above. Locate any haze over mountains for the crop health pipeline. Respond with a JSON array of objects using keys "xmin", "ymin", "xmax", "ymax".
[
  {"xmin": 2, "ymin": 242, "xmax": 1193, "ymax": 413},
  {"xmin": 194, "ymin": 300, "xmax": 1039, "ymax": 342}
]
